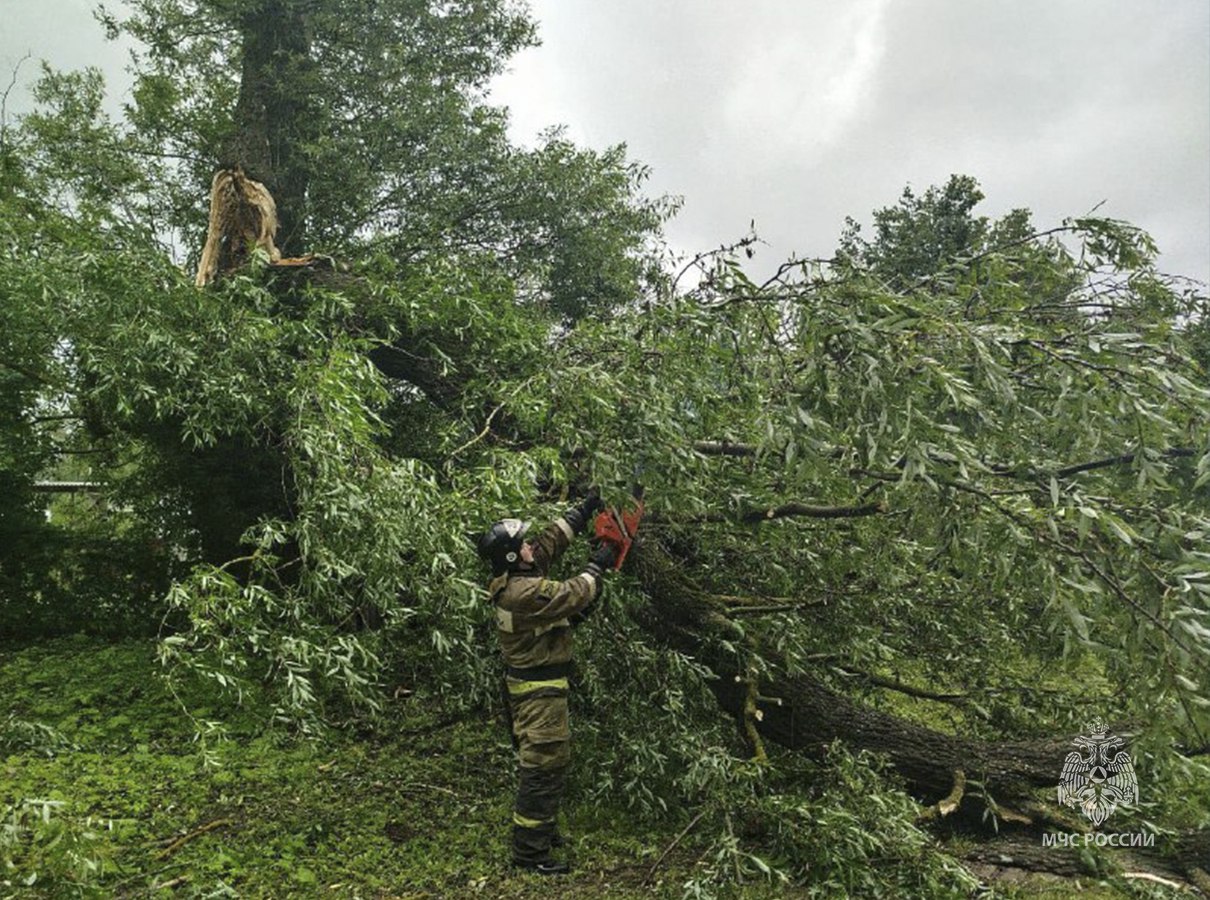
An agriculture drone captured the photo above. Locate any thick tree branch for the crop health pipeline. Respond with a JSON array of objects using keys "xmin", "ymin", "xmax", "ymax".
[
  {"xmin": 992, "ymin": 448, "xmax": 1196, "ymax": 480},
  {"xmin": 32, "ymin": 481, "xmax": 103, "ymax": 493},
  {"xmin": 693, "ymin": 440, "xmax": 759, "ymax": 457},
  {"xmin": 697, "ymin": 438, "xmax": 1197, "ymax": 485},
  {"xmin": 838, "ymin": 667, "xmax": 968, "ymax": 704},
  {"xmin": 674, "ymin": 500, "xmax": 888, "ymax": 525},
  {"xmin": 628, "ymin": 538, "xmax": 1068, "ymax": 803},
  {"xmin": 738, "ymin": 500, "xmax": 887, "ymax": 523}
]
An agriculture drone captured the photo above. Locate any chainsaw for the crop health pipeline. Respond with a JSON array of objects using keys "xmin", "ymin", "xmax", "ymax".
[{"xmin": 592, "ymin": 483, "xmax": 645, "ymax": 570}]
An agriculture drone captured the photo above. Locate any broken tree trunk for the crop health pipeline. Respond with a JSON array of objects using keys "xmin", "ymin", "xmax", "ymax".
[
  {"xmin": 627, "ymin": 538, "xmax": 1209, "ymax": 885},
  {"xmin": 628, "ymin": 538, "xmax": 1064, "ymax": 804},
  {"xmin": 963, "ymin": 833, "xmax": 1204, "ymax": 890},
  {"xmin": 195, "ymin": 168, "xmax": 282, "ymax": 287},
  {"xmin": 226, "ymin": 1, "xmax": 315, "ymax": 255}
]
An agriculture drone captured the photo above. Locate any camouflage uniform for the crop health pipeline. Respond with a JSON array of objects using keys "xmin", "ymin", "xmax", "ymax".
[{"xmin": 488, "ymin": 515, "xmax": 602, "ymax": 865}]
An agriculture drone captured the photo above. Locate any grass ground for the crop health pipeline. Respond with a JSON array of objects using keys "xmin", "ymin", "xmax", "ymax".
[
  {"xmin": 0, "ymin": 636, "xmax": 787, "ymax": 898},
  {"xmin": 0, "ymin": 637, "xmax": 1167, "ymax": 899}
]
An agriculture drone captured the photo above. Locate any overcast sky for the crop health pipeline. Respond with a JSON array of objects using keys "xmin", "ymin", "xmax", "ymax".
[
  {"xmin": 493, "ymin": 0, "xmax": 1210, "ymax": 284},
  {"xmin": 3, "ymin": 0, "xmax": 1208, "ymax": 282}
]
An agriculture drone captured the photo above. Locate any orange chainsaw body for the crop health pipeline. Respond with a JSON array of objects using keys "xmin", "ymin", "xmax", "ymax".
[{"xmin": 592, "ymin": 499, "xmax": 644, "ymax": 570}]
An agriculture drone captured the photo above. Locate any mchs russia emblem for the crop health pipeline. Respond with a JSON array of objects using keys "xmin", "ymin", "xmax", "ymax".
[{"xmin": 1057, "ymin": 718, "xmax": 1138, "ymax": 827}]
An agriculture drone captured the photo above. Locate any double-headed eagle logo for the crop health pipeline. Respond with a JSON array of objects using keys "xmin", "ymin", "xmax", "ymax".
[{"xmin": 1057, "ymin": 718, "xmax": 1138, "ymax": 826}]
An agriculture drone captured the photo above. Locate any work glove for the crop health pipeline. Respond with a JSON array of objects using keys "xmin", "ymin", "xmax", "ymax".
[
  {"xmin": 570, "ymin": 602, "xmax": 596, "ymax": 626},
  {"xmin": 563, "ymin": 489, "xmax": 604, "ymax": 535},
  {"xmin": 579, "ymin": 489, "xmax": 605, "ymax": 519},
  {"xmin": 589, "ymin": 540, "xmax": 619, "ymax": 572},
  {"xmin": 576, "ymin": 540, "xmax": 617, "ymax": 624}
]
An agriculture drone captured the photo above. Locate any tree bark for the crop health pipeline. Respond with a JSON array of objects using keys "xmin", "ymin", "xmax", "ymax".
[
  {"xmin": 963, "ymin": 835, "xmax": 1101, "ymax": 879},
  {"xmin": 963, "ymin": 833, "xmax": 1206, "ymax": 889},
  {"xmin": 226, "ymin": 1, "xmax": 314, "ymax": 255}
]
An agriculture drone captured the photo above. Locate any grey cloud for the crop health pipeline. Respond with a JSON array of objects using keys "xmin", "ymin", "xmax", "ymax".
[{"xmin": 498, "ymin": 0, "xmax": 1209, "ymax": 281}]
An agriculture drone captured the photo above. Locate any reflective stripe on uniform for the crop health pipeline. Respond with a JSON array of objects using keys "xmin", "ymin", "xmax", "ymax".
[
  {"xmin": 555, "ymin": 517, "xmax": 575, "ymax": 541},
  {"xmin": 513, "ymin": 811, "xmax": 553, "ymax": 828},
  {"xmin": 507, "ymin": 677, "xmax": 569, "ymax": 695},
  {"xmin": 533, "ymin": 618, "xmax": 570, "ymax": 636}
]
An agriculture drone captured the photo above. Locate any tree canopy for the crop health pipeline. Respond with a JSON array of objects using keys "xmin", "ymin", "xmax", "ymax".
[{"xmin": 2, "ymin": 2, "xmax": 1207, "ymax": 894}]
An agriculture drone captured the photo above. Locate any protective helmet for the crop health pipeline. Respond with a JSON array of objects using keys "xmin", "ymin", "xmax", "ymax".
[{"xmin": 478, "ymin": 518, "xmax": 530, "ymax": 574}]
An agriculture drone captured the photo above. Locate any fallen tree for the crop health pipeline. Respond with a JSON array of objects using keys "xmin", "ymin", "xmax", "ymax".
[
  {"xmin": 632, "ymin": 538, "xmax": 1059, "ymax": 803},
  {"xmin": 626, "ymin": 536, "xmax": 1210, "ymax": 887},
  {"xmin": 187, "ymin": 208, "xmax": 1210, "ymax": 887}
]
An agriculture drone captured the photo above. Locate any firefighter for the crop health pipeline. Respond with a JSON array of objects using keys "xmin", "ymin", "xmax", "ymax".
[{"xmin": 477, "ymin": 494, "xmax": 617, "ymax": 875}]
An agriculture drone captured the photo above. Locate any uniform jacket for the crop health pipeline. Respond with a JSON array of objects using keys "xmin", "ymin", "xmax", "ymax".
[{"xmin": 489, "ymin": 516, "xmax": 601, "ymax": 671}]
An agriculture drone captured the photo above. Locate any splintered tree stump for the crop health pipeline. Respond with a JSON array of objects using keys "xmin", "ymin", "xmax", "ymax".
[
  {"xmin": 195, "ymin": 166, "xmax": 338, "ymax": 287},
  {"xmin": 196, "ymin": 167, "xmax": 283, "ymax": 287}
]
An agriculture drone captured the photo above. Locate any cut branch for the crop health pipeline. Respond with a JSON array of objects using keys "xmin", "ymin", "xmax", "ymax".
[
  {"xmin": 643, "ymin": 810, "xmax": 706, "ymax": 886},
  {"xmin": 742, "ymin": 675, "xmax": 768, "ymax": 763},
  {"xmin": 157, "ymin": 819, "xmax": 231, "ymax": 860},
  {"xmin": 918, "ymin": 769, "xmax": 965, "ymax": 822}
]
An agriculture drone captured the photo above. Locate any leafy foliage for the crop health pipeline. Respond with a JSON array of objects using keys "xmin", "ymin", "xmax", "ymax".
[
  {"xmin": 0, "ymin": 799, "xmax": 112, "ymax": 894},
  {"xmin": 2, "ymin": 0, "xmax": 1207, "ymax": 894},
  {"xmin": 2, "ymin": 636, "xmax": 798, "ymax": 899},
  {"xmin": 838, "ymin": 174, "xmax": 1001, "ymax": 286},
  {"xmin": 680, "ymin": 744, "xmax": 982, "ymax": 899},
  {"xmin": 96, "ymin": 0, "xmax": 671, "ymax": 319}
]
